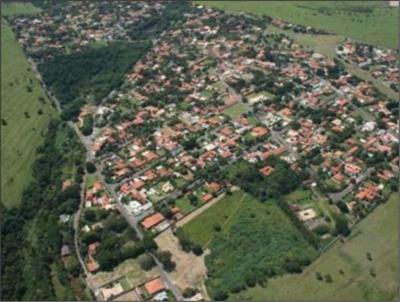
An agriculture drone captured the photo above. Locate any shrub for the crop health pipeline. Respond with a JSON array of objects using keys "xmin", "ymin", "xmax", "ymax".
[{"xmin": 139, "ymin": 254, "xmax": 156, "ymax": 271}]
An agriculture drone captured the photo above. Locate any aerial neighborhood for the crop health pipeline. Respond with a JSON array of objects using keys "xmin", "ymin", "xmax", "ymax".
[{"xmin": 2, "ymin": 1, "xmax": 398, "ymax": 301}]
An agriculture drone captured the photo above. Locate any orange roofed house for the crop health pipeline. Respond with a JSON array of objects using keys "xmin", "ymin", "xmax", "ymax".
[
  {"xmin": 144, "ymin": 277, "xmax": 166, "ymax": 296},
  {"xmin": 141, "ymin": 213, "xmax": 165, "ymax": 230},
  {"xmin": 259, "ymin": 166, "xmax": 274, "ymax": 177},
  {"xmin": 251, "ymin": 126, "xmax": 268, "ymax": 138},
  {"xmin": 355, "ymin": 183, "xmax": 380, "ymax": 202}
]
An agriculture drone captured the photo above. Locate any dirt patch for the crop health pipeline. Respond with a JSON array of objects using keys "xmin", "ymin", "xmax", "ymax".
[
  {"xmin": 155, "ymin": 228, "xmax": 209, "ymax": 299},
  {"xmin": 92, "ymin": 258, "xmax": 159, "ymax": 288},
  {"xmin": 113, "ymin": 289, "xmax": 141, "ymax": 301}
]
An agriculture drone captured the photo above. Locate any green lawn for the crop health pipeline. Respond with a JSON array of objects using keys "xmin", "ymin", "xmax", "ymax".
[
  {"xmin": 175, "ymin": 197, "xmax": 196, "ymax": 215},
  {"xmin": 223, "ymin": 102, "xmax": 249, "ymax": 118},
  {"xmin": 198, "ymin": 1, "xmax": 398, "ymax": 48},
  {"xmin": 1, "ymin": 4, "xmax": 56, "ymax": 207},
  {"xmin": 232, "ymin": 193, "xmax": 399, "ymax": 301}
]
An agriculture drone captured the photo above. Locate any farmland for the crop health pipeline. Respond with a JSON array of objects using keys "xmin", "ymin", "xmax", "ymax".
[
  {"xmin": 232, "ymin": 194, "xmax": 399, "ymax": 301},
  {"xmin": 181, "ymin": 190, "xmax": 318, "ymax": 300},
  {"xmin": 1, "ymin": 3, "xmax": 56, "ymax": 208},
  {"xmin": 198, "ymin": 1, "xmax": 398, "ymax": 48}
]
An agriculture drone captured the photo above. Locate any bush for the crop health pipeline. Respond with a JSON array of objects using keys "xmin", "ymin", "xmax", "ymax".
[
  {"xmin": 139, "ymin": 254, "xmax": 156, "ymax": 271},
  {"xmin": 156, "ymin": 251, "xmax": 176, "ymax": 272},
  {"xmin": 143, "ymin": 234, "xmax": 158, "ymax": 251},
  {"xmin": 182, "ymin": 287, "xmax": 197, "ymax": 298},
  {"xmin": 192, "ymin": 243, "xmax": 203, "ymax": 256},
  {"xmin": 313, "ymin": 224, "xmax": 330, "ymax": 236},
  {"xmin": 86, "ymin": 161, "xmax": 97, "ymax": 173}
]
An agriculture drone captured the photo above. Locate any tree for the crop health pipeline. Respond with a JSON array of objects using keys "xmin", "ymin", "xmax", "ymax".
[
  {"xmin": 315, "ymin": 272, "xmax": 323, "ymax": 281},
  {"xmin": 324, "ymin": 274, "xmax": 333, "ymax": 283},
  {"xmin": 86, "ymin": 161, "xmax": 97, "ymax": 173},
  {"xmin": 333, "ymin": 214, "xmax": 350, "ymax": 236},
  {"xmin": 213, "ymin": 223, "xmax": 222, "ymax": 232},
  {"xmin": 66, "ymin": 256, "xmax": 81, "ymax": 277},
  {"xmin": 192, "ymin": 243, "xmax": 203, "ymax": 256},
  {"xmin": 156, "ymin": 251, "xmax": 176, "ymax": 272},
  {"xmin": 139, "ymin": 254, "xmax": 156, "ymax": 271},
  {"xmin": 182, "ymin": 288, "xmax": 197, "ymax": 298},
  {"xmin": 213, "ymin": 290, "xmax": 228, "ymax": 301},
  {"xmin": 143, "ymin": 234, "xmax": 157, "ymax": 251}
]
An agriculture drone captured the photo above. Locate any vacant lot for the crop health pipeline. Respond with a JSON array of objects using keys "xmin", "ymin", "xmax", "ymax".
[
  {"xmin": 93, "ymin": 257, "xmax": 159, "ymax": 289},
  {"xmin": 232, "ymin": 194, "xmax": 398, "ymax": 301},
  {"xmin": 155, "ymin": 229, "xmax": 209, "ymax": 298},
  {"xmin": 181, "ymin": 190, "xmax": 246, "ymax": 247},
  {"xmin": 223, "ymin": 103, "xmax": 248, "ymax": 118},
  {"xmin": 1, "ymin": 4, "xmax": 56, "ymax": 207},
  {"xmin": 181, "ymin": 190, "xmax": 318, "ymax": 299},
  {"xmin": 198, "ymin": 1, "xmax": 397, "ymax": 48}
]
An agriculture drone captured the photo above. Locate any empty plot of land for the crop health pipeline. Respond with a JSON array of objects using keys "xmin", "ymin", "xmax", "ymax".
[
  {"xmin": 180, "ymin": 190, "xmax": 246, "ymax": 247},
  {"xmin": 155, "ymin": 228, "xmax": 209, "ymax": 298},
  {"xmin": 176, "ymin": 192, "xmax": 228, "ymax": 229},
  {"xmin": 93, "ymin": 258, "xmax": 159, "ymax": 289}
]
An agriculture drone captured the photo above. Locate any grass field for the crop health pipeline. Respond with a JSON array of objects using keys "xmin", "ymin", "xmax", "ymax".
[
  {"xmin": 223, "ymin": 102, "xmax": 249, "ymax": 118},
  {"xmin": 182, "ymin": 190, "xmax": 318, "ymax": 299},
  {"xmin": 197, "ymin": 1, "xmax": 398, "ymax": 49},
  {"xmin": 1, "ymin": 3, "xmax": 56, "ymax": 207},
  {"xmin": 1, "ymin": 2, "xmax": 42, "ymax": 16},
  {"xmin": 181, "ymin": 190, "xmax": 247, "ymax": 247},
  {"xmin": 232, "ymin": 193, "xmax": 399, "ymax": 301}
]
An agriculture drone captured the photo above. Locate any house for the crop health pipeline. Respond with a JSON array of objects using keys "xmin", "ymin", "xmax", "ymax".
[
  {"xmin": 356, "ymin": 183, "xmax": 380, "ymax": 202},
  {"xmin": 207, "ymin": 182, "xmax": 221, "ymax": 193},
  {"xmin": 61, "ymin": 245, "xmax": 71, "ymax": 258},
  {"xmin": 144, "ymin": 277, "xmax": 166, "ymax": 296},
  {"xmin": 87, "ymin": 259, "xmax": 100, "ymax": 273},
  {"xmin": 251, "ymin": 126, "xmax": 268, "ymax": 138},
  {"xmin": 62, "ymin": 179, "xmax": 73, "ymax": 191},
  {"xmin": 259, "ymin": 165, "xmax": 274, "ymax": 177},
  {"xmin": 202, "ymin": 193, "xmax": 213, "ymax": 202},
  {"xmin": 331, "ymin": 172, "xmax": 345, "ymax": 184},
  {"xmin": 344, "ymin": 163, "xmax": 362, "ymax": 175},
  {"xmin": 141, "ymin": 213, "xmax": 165, "ymax": 230}
]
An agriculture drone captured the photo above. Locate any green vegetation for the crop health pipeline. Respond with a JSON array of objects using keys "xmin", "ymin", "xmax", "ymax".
[
  {"xmin": 180, "ymin": 190, "xmax": 318, "ymax": 300},
  {"xmin": 232, "ymin": 194, "xmax": 398, "ymax": 301},
  {"xmin": 1, "ymin": 120, "xmax": 85, "ymax": 300},
  {"xmin": 50, "ymin": 263, "xmax": 75, "ymax": 300},
  {"xmin": 1, "ymin": 2, "xmax": 41, "ymax": 16},
  {"xmin": 222, "ymin": 156, "xmax": 305, "ymax": 201},
  {"xmin": 223, "ymin": 103, "xmax": 248, "ymax": 118},
  {"xmin": 39, "ymin": 41, "xmax": 151, "ymax": 120},
  {"xmin": 180, "ymin": 191, "xmax": 246, "ymax": 247},
  {"xmin": 1, "ymin": 7, "xmax": 56, "ymax": 207},
  {"xmin": 198, "ymin": 1, "xmax": 398, "ymax": 48},
  {"xmin": 175, "ymin": 197, "xmax": 196, "ymax": 215}
]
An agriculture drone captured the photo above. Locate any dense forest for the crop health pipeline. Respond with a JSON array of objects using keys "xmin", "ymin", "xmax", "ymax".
[
  {"xmin": 39, "ymin": 41, "xmax": 151, "ymax": 120},
  {"xmin": 36, "ymin": 1, "xmax": 192, "ymax": 121},
  {"xmin": 1, "ymin": 120, "xmax": 85, "ymax": 300}
]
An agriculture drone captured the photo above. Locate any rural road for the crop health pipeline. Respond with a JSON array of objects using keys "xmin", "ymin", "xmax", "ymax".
[{"xmin": 28, "ymin": 56, "xmax": 183, "ymax": 301}]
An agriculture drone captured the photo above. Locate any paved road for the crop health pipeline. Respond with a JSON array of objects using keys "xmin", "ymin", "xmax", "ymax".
[
  {"xmin": 28, "ymin": 56, "xmax": 183, "ymax": 301},
  {"xmin": 328, "ymin": 167, "xmax": 375, "ymax": 202}
]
